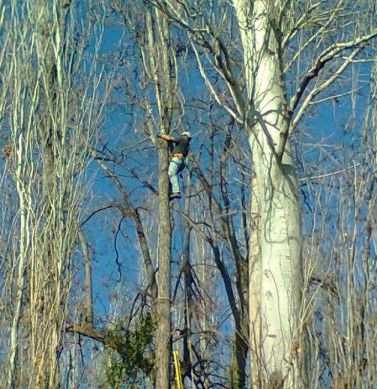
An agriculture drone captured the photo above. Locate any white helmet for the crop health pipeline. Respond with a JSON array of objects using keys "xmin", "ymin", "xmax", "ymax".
[{"xmin": 182, "ymin": 131, "xmax": 192, "ymax": 138}]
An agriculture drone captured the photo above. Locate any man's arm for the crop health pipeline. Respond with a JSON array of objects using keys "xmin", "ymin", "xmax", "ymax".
[{"xmin": 158, "ymin": 133, "xmax": 176, "ymax": 142}]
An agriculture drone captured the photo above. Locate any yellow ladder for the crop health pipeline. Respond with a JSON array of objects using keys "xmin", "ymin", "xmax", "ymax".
[{"xmin": 173, "ymin": 350, "xmax": 184, "ymax": 389}]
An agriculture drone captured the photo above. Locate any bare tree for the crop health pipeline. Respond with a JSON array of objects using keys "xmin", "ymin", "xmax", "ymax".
[{"xmin": 3, "ymin": 1, "xmax": 104, "ymax": 386}]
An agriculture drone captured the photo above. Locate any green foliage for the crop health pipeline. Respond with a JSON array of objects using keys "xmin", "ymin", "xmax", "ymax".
[{"xmin": 104, "ymin": 313, "xmax": 155, "ymax": 388}]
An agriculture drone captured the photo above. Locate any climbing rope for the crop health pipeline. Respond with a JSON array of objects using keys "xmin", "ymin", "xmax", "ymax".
[{"xmin": 173, "ymin": 350, "xmax": 184, "ymax": 389}]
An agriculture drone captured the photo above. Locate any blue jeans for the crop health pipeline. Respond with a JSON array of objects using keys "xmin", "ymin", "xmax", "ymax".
[{"xmin": 168, "ymin": 157, "xmax": 185, "ymax": 193}]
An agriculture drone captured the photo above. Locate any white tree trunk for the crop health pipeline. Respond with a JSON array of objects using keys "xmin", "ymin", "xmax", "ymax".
[
  {"xmin": 8, "ymin": 134, "xmax": 32, "ymax": 389},
  {"xmin": 233, "ymin": 0, "xmax": 303, "ymax": 386}
]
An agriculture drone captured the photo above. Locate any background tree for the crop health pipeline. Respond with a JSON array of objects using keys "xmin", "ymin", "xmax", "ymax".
[{"xmin": 1, "ymin": 0, "xmax": 105, "ymax": 386}]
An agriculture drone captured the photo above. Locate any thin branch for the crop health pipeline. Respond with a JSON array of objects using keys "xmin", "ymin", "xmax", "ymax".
[
  {"xmin": 67, "ymin": 324, "xmax": 105, "ymax": 343},
  {"xmin": 80, "ymin": 204, "xmax": 116, "ymax": 227},
  {"xmin": 309, "ymin": 88, "xmax": 359, "ymax": 105},
  {"xmin": 282, "ymin": 1, "xmax": 341, "ymax": 62},
  {"xmin": 299, "ymin": 162, "xmax": 361, "ymax": 182},
  {"xmin": 190, "ymin": 38, "xmax": 241, "ymax": 123},
  {"xmin": 113, "ymin": 216, "xmax": 124, "ymax": 282}
]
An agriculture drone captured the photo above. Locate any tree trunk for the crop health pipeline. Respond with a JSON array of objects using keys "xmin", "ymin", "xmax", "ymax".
[
  {"xmin": 233, "ymin": 1, "xmax": 303, "ymax": 387},
  {"xmin": 8, "ymin": 135, "xmax": 31, "ymax": 389},
  {"xmin": 79, "ymin": 231, "xmax": 93, "ymax": 325},
  {"xmin": 230, "ymin": 329, "xmax": 248, "ymax": 389},
  {"xmin": 143, "ymin": 7, "xmax": 176, "ymax": 387},
  {"xmin": 155, "ymin": 140, "xmax": 172, "ymax": 388}
]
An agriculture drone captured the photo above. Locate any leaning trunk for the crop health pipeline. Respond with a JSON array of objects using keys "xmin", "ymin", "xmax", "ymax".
[{"xmin": 233, "ymin": 0, "xmax": 303, "ymax": 386}]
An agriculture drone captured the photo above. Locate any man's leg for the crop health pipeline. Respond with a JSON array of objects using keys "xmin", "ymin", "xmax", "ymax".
[{"xmin": 168, "ymin": 159, "xmax": 183, "ymax": 196}]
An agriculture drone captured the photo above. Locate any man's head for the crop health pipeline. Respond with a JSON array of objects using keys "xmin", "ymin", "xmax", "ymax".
[{"xmin": 182, "ymin": 131, "xmax": 192, "ymax": 139}]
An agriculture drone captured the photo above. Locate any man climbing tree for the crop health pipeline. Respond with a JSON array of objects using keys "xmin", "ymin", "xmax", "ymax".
[{"xmin": 158, "ymin": 131, "xmax": 192, "ymax": 199}]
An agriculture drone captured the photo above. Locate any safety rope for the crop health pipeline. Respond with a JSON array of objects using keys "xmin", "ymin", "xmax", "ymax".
[{"xmin": 173, "ymin": 350, "xmax": 184, "ymax": 389}]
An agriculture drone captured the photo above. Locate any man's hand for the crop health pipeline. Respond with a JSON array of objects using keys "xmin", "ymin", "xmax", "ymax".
[{"xmin": 158, "ymin": 134, "xmax": 176, "ymax": 142}]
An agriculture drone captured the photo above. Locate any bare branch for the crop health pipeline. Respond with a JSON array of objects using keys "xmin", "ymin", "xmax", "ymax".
[
  {"xmin": 190, "ymin": 38, "xmax": 242, "ymax": 123},
  {"xmin": 290, "ymin": 30, "xmax": 377, "ymax": 114},
  {"xmin": 291, "ymin": 47, "xmax": 361, "ymax": 131},
  {"xmin": 282, "ymin": 0, "xmax": 344, "ymax": 68},
  {"xmin": 66, "ymin": 324, "xmax": 105, "ymax": 343},
  {"xmin": 281, "ymin": 2, "xmax": 322, "ymax": 51}
]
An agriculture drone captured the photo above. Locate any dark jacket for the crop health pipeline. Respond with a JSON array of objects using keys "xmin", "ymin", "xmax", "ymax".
[{"xmin": 171, "ymin": 136, "xmax": 191, "ymax": 157}]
